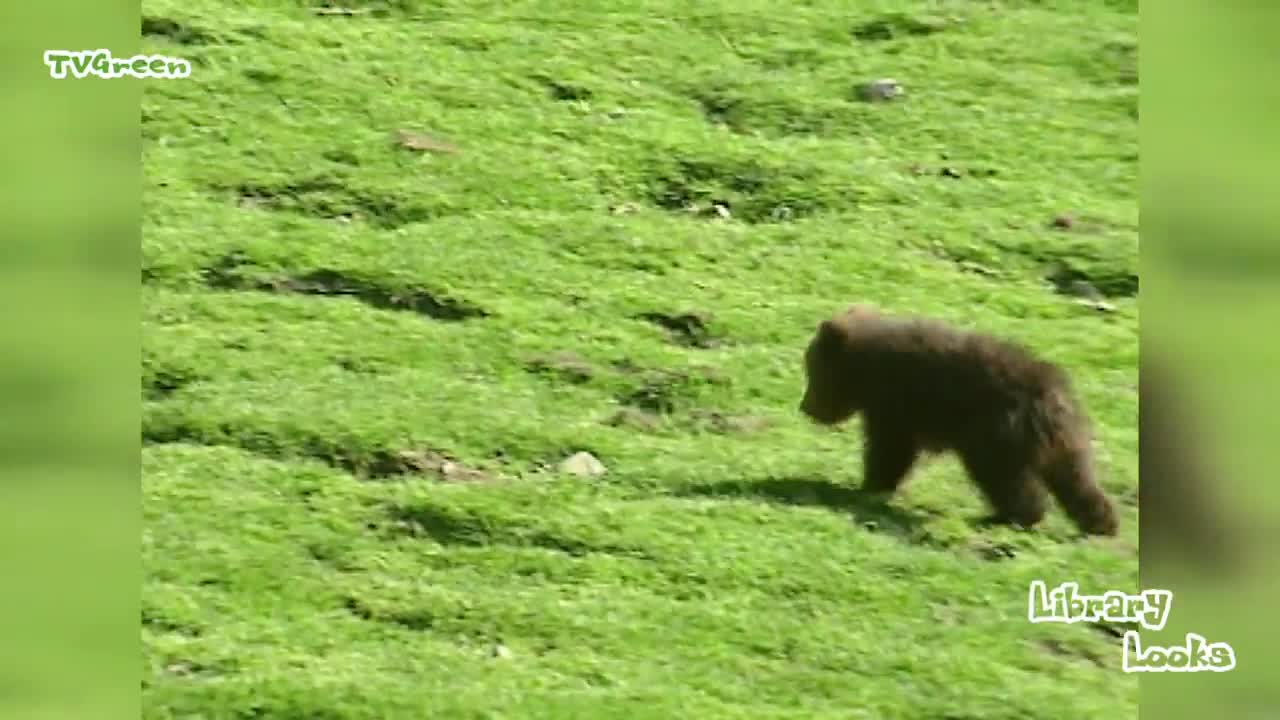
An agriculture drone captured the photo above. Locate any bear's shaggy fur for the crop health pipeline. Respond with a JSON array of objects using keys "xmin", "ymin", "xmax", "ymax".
[{"xmin": 798, "ymin": 304, "xmax": 1117, "ymax": 535}]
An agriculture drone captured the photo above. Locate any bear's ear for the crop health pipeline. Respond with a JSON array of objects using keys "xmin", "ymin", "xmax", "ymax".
[{"xmin": 815, "ymin": 319, "xmax": 839, "ymax": 341}]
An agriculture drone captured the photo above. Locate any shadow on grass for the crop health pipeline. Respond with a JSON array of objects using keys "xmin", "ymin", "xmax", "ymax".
[{"xmin": 680, "ymin": 476, "xmax": 930, "ymax": 539}]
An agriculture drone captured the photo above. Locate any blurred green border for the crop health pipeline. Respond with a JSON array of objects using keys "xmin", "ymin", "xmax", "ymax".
[
  {"xmin": 1143, "ymin": 1, "xmax": 1280, "ymax": 717},
  {"xmin": 0, "ymin": 3, "xmax": 140, "ymax": 719}
]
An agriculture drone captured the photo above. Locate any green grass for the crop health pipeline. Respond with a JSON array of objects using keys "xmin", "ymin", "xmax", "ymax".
[{"xmin": 141, "ymin": 0, "xmax": 1138, "ymax": 716}]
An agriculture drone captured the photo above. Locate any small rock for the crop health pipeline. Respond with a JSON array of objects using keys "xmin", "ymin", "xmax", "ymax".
[
  {"xmin": 392, "ymin": 128, "xmax": 458, "ymax": 154},
  {"xmin": 859, "ymin": 78, "xmax": 903, "ymax": 102},
  {"xmin": 1065, "ymin": 279, "xmax": 1102, "ymax": 300},
  {"xmin": 492, "ymin": 643, "xmax": 513, "ymax": 659},
  {"xmin": 710, "ymin": 201, "xmax": 731, "ymax": 219},
  {"xmin": 558, "ymin": 451, "xmax": 607, "ymax": 478},
  {"xmin": 1047, "ymin": 263, "xmax": 1104, "ymax": 302},
  {"xmin": 1075, "ymin": 297, "xmax": 1117, "ymax": 313},
  {"xmin": 312, "ymin": 6, "xmax": 372, "ymax": 16}
]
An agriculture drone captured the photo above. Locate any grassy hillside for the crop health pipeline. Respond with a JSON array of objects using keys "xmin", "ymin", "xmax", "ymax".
[{"xmin": 141, "ymin": 1, "xmax": 1139, "ymax": 717}]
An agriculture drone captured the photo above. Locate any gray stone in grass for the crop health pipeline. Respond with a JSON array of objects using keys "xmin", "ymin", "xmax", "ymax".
[
  {"xmin": 859, "ymin": 78, "xmax": 903, "ymax": 102},
  {"xmin": 558, "ymin": 451, "xmax": 607, "ymax": 478}
]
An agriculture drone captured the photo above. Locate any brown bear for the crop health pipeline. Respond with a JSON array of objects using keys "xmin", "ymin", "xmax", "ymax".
[{"xmin": 798, "ymin": 304, "xmax": 1117, "ymax": 536}]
